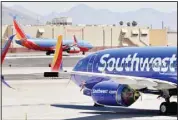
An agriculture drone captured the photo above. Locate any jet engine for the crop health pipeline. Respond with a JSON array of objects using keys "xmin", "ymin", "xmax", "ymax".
[
  {"xmin": 91, "ymin": 81, "xmax": 140, "ymax": 107},
  {"xmin": 67, "ymin": 46, "xmax": 80, "ymax": 53}
]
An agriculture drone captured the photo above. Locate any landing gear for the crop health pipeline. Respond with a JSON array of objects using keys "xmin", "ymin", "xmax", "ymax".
[
  {"xmin": 82, "ymin": 51, "xmax": 85, "ymax": 55},
  {"xmin": 169, "ymin": 102, "xmax": 177, "ymax": 114},
  {"xmin": 93, "ymin": 103, "xmax": 104, "ymax": 107},
  {"xmin": 160, "ymin": 102, "xmax": 177, "ymax": 115},
  {"xmin": 159, "ymin": 90, "xmax": 177, "ymax": 115},
  {"xmin": 46, "ymin": 51, "xmax": 51, "ymax": 56},
  {"xmin": 46, "ymin": 51, "xmax": 55, "ymax": 56}
]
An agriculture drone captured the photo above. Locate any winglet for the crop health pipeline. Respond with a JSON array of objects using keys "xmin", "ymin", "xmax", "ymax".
[
  {"xmin": 1, "ymin": 34, "xmax": 15, "ymax": 64},
  {"xmin": 9, "ymin": 13, "xmax": 17, "ymax": 20},
  {"xmin": 51, "ymin": 35, "xmax": 63, "ymax": 72},
  {"xmin": 1, "ymin": 75, "xmax": 14, "ymax": 89}
]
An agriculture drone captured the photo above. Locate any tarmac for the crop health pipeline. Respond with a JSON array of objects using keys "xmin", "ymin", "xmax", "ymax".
[
  {"xmin": 3, "ymin": 55, "xmax": 85, "ymax": 67},
  {"xmin": 2, "ymin": 79, "xmax": 177, "ymax": 120},
  {"xmin": 2, "ymin": 53, "xmax": 177, "ymax": 120}
]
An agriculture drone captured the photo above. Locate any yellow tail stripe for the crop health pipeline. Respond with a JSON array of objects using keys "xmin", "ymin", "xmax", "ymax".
[
  {"xmin": 16, "ymin": 33, "xmax": 22, "ymax": 40},
  {"xmin": 51, "ymin": 35, "xmax": 62, "ymax": 68}
]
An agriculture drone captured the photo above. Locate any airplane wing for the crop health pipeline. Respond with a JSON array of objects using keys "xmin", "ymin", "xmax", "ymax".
[{"xmin": 59, "ymin": 71, "xmax": 177, "ymax": 90}]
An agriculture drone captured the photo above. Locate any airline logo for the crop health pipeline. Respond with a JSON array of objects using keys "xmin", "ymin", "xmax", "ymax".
[
  {"xmin": 98, "ymin": 53, "xmax": 177, "ymax": 73},
  {"xmin": 92, "ymin": 89, "xmax": 116, "ymax": 94}
]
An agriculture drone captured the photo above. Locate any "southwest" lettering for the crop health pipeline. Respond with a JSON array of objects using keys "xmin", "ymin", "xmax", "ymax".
[{"xmin": 98, "ymin": 53, "xmax": 177, "ymax": 72}]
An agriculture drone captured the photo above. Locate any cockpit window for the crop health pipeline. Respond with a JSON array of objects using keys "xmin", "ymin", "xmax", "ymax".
[
  {"xmin": 77, "ymin": 60, "xmax": 83, "ymax": 67},
  {"xmin": 73, "ymin": 58, "xmax": 89, "ymax": 72}
]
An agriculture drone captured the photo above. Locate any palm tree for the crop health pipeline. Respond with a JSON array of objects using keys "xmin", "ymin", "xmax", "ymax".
[
  {"xmin": 119, "ymin": 21, "xmax": 124, "ymax": 26},
  {"xmin": 127, "ymin": 22, "xmax": 130, "ymax": 26},
  {"xmin": 132, "ymin": 21, "xmax": 137, "ymax": 26}
]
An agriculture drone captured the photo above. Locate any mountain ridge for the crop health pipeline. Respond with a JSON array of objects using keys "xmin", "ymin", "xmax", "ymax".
[{"xmin": 2, "ymin": 4, "xmax": 177, "ymax": 30}]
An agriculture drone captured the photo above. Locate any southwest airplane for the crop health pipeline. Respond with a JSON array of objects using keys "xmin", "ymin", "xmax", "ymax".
[
  {"xmin": 45, "ymin": 35, "xmax": 177, "ymax": 115},
  {"xmin": 1, "ymin": 35, "xmax": 15, "ymax": 89},
  {"xmin": 13, "ymin": 16, "xmax": 93, "ymax": 55}
]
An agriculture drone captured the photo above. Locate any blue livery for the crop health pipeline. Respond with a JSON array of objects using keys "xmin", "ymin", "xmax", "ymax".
[{"xmin": 69, "ymin": 46, "xmax": 177, "ymax": 115}]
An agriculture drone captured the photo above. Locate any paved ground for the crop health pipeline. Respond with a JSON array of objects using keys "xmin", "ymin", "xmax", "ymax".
[
  {"xmin": 2, "ymin": 52, "xmax": 91, "ymax": 67},
  {"xmin": 2, "ymin": 54, "xmax": 177, "ymax": 120},
  {"xmin": 2, "ymin": 67, "xmax": 72, "ymax": 80},
  {"xmin": 2, "ymin": 79, "xmax": 177, "ymax": 120},
  {"xmin": 6, "ymin": 52, "xmax": 93, "ymax": 57},
  {"xmin": 4, "ymin": 52, "xmax": 93, "ymax": 67},
  {"xmin": 3, "ymin": 55, "xmax": 83, "ymax": 67}
]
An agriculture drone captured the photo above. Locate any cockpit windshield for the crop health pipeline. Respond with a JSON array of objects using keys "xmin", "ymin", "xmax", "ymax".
[{"xmin": 73, "ymin": 58, "xmax": 89, "ymax": 72}]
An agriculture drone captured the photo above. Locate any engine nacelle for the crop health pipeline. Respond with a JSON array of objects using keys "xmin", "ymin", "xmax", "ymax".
[
  {"xmin": 67, "ymin": 46, "xmax": 80, "ymax": 53},
  {"xmin": 91, "ymin": 81, "xmax": 140, "ymax": 107}
]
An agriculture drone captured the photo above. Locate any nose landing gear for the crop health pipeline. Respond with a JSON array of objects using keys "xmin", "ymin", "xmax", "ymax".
[{"xmin": 46, "ymin": 51, "xmax": 51, "ymax": 55}]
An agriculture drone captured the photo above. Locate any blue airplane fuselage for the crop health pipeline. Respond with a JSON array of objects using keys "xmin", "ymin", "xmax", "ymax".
[
  {"xmin": 15, "ymin": 38, "xmax": 93, "ymax": 49},
  {"xmin": 72, "ymin": 47, "xmax": 177, "ymax": 90}
]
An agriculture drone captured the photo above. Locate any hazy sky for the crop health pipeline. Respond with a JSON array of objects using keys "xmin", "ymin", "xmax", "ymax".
[{"xmin": 2, "ymin": 2, "xmax": 177, "ymax": 15}]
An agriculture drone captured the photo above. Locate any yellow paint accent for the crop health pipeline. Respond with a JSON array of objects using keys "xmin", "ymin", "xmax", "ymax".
[
  {"xmin": 51, "ymin": 35, "xmax": 62, "ymax": 67},
  {"xmin": 16, "ymin": 33, "xmax": 22, "ymax": 40}
]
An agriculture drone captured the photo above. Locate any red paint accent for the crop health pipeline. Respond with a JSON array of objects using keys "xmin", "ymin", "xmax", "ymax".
[
  {"xmin": 1, "ymin": 35, "xmax": 15, "ymax": 64},
  {"xmin": 13, "ymin": 19, "xmax": 26, "ymax": 40},
  {"xmin": 79, "ymin": 47, "xmax": 89, "ymax": 52},
  {"xmin": 68, "ymin": 50, "xmax": 80, "ymax": 53},
  {"xmin": 73, "ymin": 35, "xmax": 77, "ymax": 45},
  {"xmin": 7, "ymin": 46, "xmax": 122, "ymax": 53},
  {"xmin": 1, "ymin": 41, "xmax": 11, "ymax": 64}
]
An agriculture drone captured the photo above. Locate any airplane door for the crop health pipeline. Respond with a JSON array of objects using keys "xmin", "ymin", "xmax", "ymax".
[{"xmin": 87, "ymin": 54, "xmax": 97, "ymax": 72}]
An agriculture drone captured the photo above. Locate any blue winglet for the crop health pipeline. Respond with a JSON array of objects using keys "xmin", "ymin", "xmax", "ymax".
[
  {"xmin": 1, "ymin": 75, "xmax": 14, "ymax": 89},
  {"xmin": 8, "ymin": 13, "xmax": 17, "ymax": 20}
]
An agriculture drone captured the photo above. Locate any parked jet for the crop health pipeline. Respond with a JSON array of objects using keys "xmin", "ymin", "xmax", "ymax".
[
  {"xmin": 1, "ymin": 35, "xmax": 15, "ymax": 89},
  {"xmin": 12, "ymin": 16, "xmax": 93, "ymax": 55},
  {"xmin": 45, "ymin": 36, "xmax": 177, "ymax": 115}
]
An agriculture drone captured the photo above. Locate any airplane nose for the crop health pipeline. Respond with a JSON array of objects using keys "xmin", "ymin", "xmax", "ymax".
[{"xmin": 88, "ymin": 44, "xmax": 93, "ymax": 49}]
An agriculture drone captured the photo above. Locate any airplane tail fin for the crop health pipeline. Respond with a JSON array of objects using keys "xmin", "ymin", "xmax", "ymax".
[
  {"xmin": 73, "ymin": 35, "xmax": 78, "ymax": 45},
  {"xmin": 51, "ymin": 35, "xmax": 63, "ymax": 72},
  {"xmin": 44, "ymin": 35, "xmax": 63, "ymax": 77},
  {"xmin": 12, "ymin": 15, "xmax": 27, "ymax": 41},
  {"xmin": 1, "ymin": 35, "xmax": 15, "ymax": 64}
]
